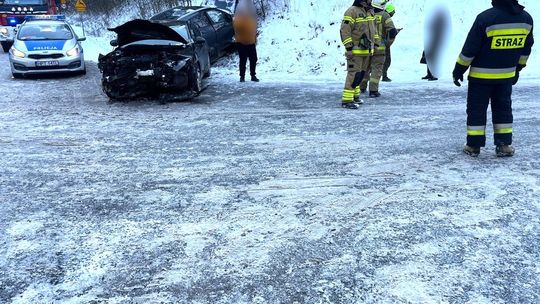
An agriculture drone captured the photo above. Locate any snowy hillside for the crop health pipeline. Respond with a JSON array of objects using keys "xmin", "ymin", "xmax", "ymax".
[
  {"xmin": 248, "ymin": 0, "xmax": 540, "ymax": 82},
  {"xmin": 80, "ymin": 0, "xmax": 539, "ymax": 82}
]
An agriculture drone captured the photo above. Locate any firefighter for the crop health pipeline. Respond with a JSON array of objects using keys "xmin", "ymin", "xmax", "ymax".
[
  {"xmin": 340, "ymin": 0, "xmax": 377, "ymax": 109},
  {"xmin": 382, "ymin": 4, "xmax": 401, "ymax": 82},
  {"xmin": 359, "ymin": 0, "xmax": 397, "ymax": 97},
  {"xmin": 453, "ymin": 0, "xmax": 534, "ymax": 157}
]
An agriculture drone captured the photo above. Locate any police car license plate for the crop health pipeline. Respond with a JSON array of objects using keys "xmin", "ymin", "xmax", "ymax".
[{"xmin": 36, "ymin": 61, "xmax": 60, "ymax": 67}]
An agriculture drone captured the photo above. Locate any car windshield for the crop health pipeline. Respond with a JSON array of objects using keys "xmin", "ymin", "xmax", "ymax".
[
  {"xmin": 18, "ymin": 24, "xmax": 73, "ymax": 41},
  {"xmin": 3, "ymin": 0, "xmax": 47, "ymax": 4},
  {"xmin": 151, "ymin": 8, "xmax": 191, "ymax": 20},
  {"xmin": 172, "ymin": 25, "xmax": 190, "ymax": 42}
]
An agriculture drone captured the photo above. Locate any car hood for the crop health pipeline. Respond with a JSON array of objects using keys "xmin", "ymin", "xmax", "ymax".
[
  {"xmin": 14, "ymin": 39, "xmax": 76, "ymax": 52},
  {"xmin": 109, "ymin": 19, "xmax": 188, "ymax": 47}
]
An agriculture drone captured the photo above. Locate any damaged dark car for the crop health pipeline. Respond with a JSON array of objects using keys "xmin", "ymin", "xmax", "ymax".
[{"xmin": 98, "ymin": 19, "xmax": 211, "ymax": 100}]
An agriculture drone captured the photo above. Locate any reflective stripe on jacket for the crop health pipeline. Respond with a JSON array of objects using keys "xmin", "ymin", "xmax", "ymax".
[{"xmin": 373, "ymin": 10, "xmax": 396, "ymax": 55}]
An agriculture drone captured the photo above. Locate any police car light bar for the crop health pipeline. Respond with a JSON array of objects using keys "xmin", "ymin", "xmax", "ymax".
[{"xmin": 25, "ymin": 15, "xmax": 66, "ymax": 22}]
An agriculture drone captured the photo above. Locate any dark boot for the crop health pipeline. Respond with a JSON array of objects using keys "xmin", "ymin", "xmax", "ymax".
[
  {"xmin": 496, "ymin": 145, "xmax": 515, "ymax": 157},
  {"xmin": 369, "ymin": 91, "xmax": 381, "ymax": 98},
  {"xmin": 382, "ymin": 76, "xmax": 392, "ymax": 82},
  {"xmin": 240, "ymin": 77, "xmax": 245, "ymax": 82},
  {"xmin": 423, "ymin": 68, "xmax": 434, "ymax": 80},
  {"xmin": 342, "ymin": 102, "xmax": 360, "ymax": 110},
  {"xmin": 354, "ymin": 97, "xmax": 364, "ymax": 105},
  {"xmin": 463, "ymin": 145, "xmax": 481, "ymax": 157},
  {"xmin": 251, "ymin": 76, "xmax": 260, "ymax": 82}
]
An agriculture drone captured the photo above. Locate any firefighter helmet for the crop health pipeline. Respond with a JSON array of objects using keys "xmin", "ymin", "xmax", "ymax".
[
  {"xmin": 372, "ymin": 0, "xmax": 387, "ymax": 9},
  {"xmin": 385, "ymin": 3, "xmax": 395, "ymax": 14}
]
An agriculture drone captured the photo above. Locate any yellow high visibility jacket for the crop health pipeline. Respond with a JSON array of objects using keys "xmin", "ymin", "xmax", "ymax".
[
  {"xmin": 373, "ymin": 10, "xmax": 396, "ymax": 55},
  {"xmin": 340, "ymin": 6, "xmax": 377, "ymax": 56}
]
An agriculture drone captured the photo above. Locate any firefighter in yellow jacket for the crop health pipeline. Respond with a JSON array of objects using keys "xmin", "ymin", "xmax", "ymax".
[
  {"xmin": 360, "ymin": 0, "xmax": 397, "ymax": 97},
  {"xmin": 340, "ymin": 0, "xmax": 377, "ymax": 109}
]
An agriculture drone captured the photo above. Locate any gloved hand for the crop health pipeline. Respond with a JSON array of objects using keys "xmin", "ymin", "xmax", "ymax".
[
  {"xmin": 453, "ymin": 63, "xmax": 468, "ymax": 87},
  {"xmin": 513, "ymin": 64, "xmax": 525, "ymax": 85},
  {"xmin": 512, "ymin": 71, "xmax": 520, "ymax": 85},
  {"xmin": 453, "ymin": 74, "xmax": 463, "ymax": 87},
  {"xmin": 345, "ymin": 51, "xmax": 353, "ymax": 60}
]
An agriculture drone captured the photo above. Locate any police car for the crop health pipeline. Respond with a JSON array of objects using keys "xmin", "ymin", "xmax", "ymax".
[{"xmin": 9, "ymin": 15, "xmax": 86, "ymax": 78}]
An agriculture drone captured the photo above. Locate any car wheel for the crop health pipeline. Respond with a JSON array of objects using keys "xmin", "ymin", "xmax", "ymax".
[
  {"xmin": 12, "ymin": 73, "xmax": 23, "ymax": 79},
  {"xmin": 1, "ymin": 41, "xmax": 12, "ymax": 53},
  {"xmin": 203, "ymin": 65, "xmax": 211, "ymax": 78}
]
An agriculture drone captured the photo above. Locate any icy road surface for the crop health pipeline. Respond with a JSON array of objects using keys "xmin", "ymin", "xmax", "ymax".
[{"xmin": 1, "ymin": 55, "xmax": 539, "ymax": 303}]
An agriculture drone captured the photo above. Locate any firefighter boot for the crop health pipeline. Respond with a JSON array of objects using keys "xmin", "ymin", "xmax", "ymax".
[
  {"xmin": 463, "ymin": 145, "xmax": 481, "ymax": 157},
  {"xmin": 496, "ymin": 145, "xmax": 515, "ymax": 157},
  {"xmin": 342, "ymin": 102, "xmax": 360, "ymax": 110},
  {"xmin": 382, "ymin": 76, "xmax": 392, "ymax": 82},
  {"xmin": 369, "ymin": 91, "xmax": 381, "ymax": 98}
]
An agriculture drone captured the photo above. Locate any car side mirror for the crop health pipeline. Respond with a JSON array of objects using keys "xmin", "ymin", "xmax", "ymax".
[
  {"xmin": 195, "ymin": 36, "xmax": 206, "ymax": 44},
  {"xmin": 77, "ymin": 37, "xmax": 87, "ymax": 42},
  {"xmin": 110, "ymin": 39, "xmax": 118, "ymax": 47}
]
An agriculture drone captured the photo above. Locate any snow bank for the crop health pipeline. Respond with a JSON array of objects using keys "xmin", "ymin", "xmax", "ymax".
[
  {"xmin": 247, "ymin": 0, "xmax": 540, "ymax": 82},
  {"xmin": 78, "ymin": 0, "xmax": 539, "ymax": 83}
]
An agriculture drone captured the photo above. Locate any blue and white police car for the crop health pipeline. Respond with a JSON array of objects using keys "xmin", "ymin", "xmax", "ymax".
[{"xmin": 9, "ymin": 15, "xmax": 86, "ymax": 78}]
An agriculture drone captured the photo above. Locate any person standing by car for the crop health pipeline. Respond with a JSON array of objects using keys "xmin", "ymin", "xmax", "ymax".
[{"xmin": 233, "ymin": 0, "xmax": 259, "ymax": 82}]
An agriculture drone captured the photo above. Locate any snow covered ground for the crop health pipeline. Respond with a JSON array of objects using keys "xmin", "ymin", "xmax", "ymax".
[
  {"xmin": 1, "ymin": 53, "xmax": 540, "ymax": 302},
  {"xmin": 1, "ymin": 1, "xmax": 539, "ymax": 302}
]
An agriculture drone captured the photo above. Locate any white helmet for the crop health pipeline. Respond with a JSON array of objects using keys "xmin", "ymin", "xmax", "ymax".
[{"xmin": 372, "ymin": 0, "xmax": 388, "ymax": 9}]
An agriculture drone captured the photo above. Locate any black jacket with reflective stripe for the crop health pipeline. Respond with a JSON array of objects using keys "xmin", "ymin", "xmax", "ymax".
[{"xmin": 458, "ymin": 5, "xmax": 534, "ymax": 84}]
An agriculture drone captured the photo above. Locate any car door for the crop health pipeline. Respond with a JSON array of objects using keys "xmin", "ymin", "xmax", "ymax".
[
  {"xmin": 188, "ymin": 23, "xmax": 210, "ymax": 75},
  {"xmin": 205, "ymin": 9, "xmax": 234, "ymax": 55},
  {"xmin": 190, "ymin": 12, "xmax": 217, "ymax": 61}
]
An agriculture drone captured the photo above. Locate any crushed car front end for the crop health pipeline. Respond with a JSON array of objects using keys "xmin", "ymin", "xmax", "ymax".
[
  {"xmin": 99, "ymin": 41, "xmax": 200, "ymax": 100},
  {"xmin": 98, "ymin": 20, "xmax": 204, "ymax": 101}
]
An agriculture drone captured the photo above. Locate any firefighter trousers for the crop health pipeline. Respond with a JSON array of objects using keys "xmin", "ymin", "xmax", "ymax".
[
  {"xmin": 342, "ymin": 56, "xmax": 370, "ymax": 103},
  {"xmin": 383, "ymin": 47, "xmax": 391, "ymax": 78},
  {"xmin": 360, "ymin": 54, "xmax": 385, "ymax": 92},
  {"xmin": 467, "ymin": 82, "xmax": 513, "ymax": 148}
]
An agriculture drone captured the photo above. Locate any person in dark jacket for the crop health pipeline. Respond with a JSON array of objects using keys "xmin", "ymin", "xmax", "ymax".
[{"xmin": 453, "ymin": 0, "xmax": 534, "ymax": 157}]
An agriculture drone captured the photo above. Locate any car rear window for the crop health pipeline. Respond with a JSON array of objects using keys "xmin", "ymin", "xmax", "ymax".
[
  {"xmin": 151, "ymin": 8, "xmax": 190, "ymax": 20},
  {"xmin": 18, "ymin": 24, "xmax": 73, "ymax": 41},
  {"xmin": 192, "ymin": 13, "xmax": 211, "ymax": 28}
]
